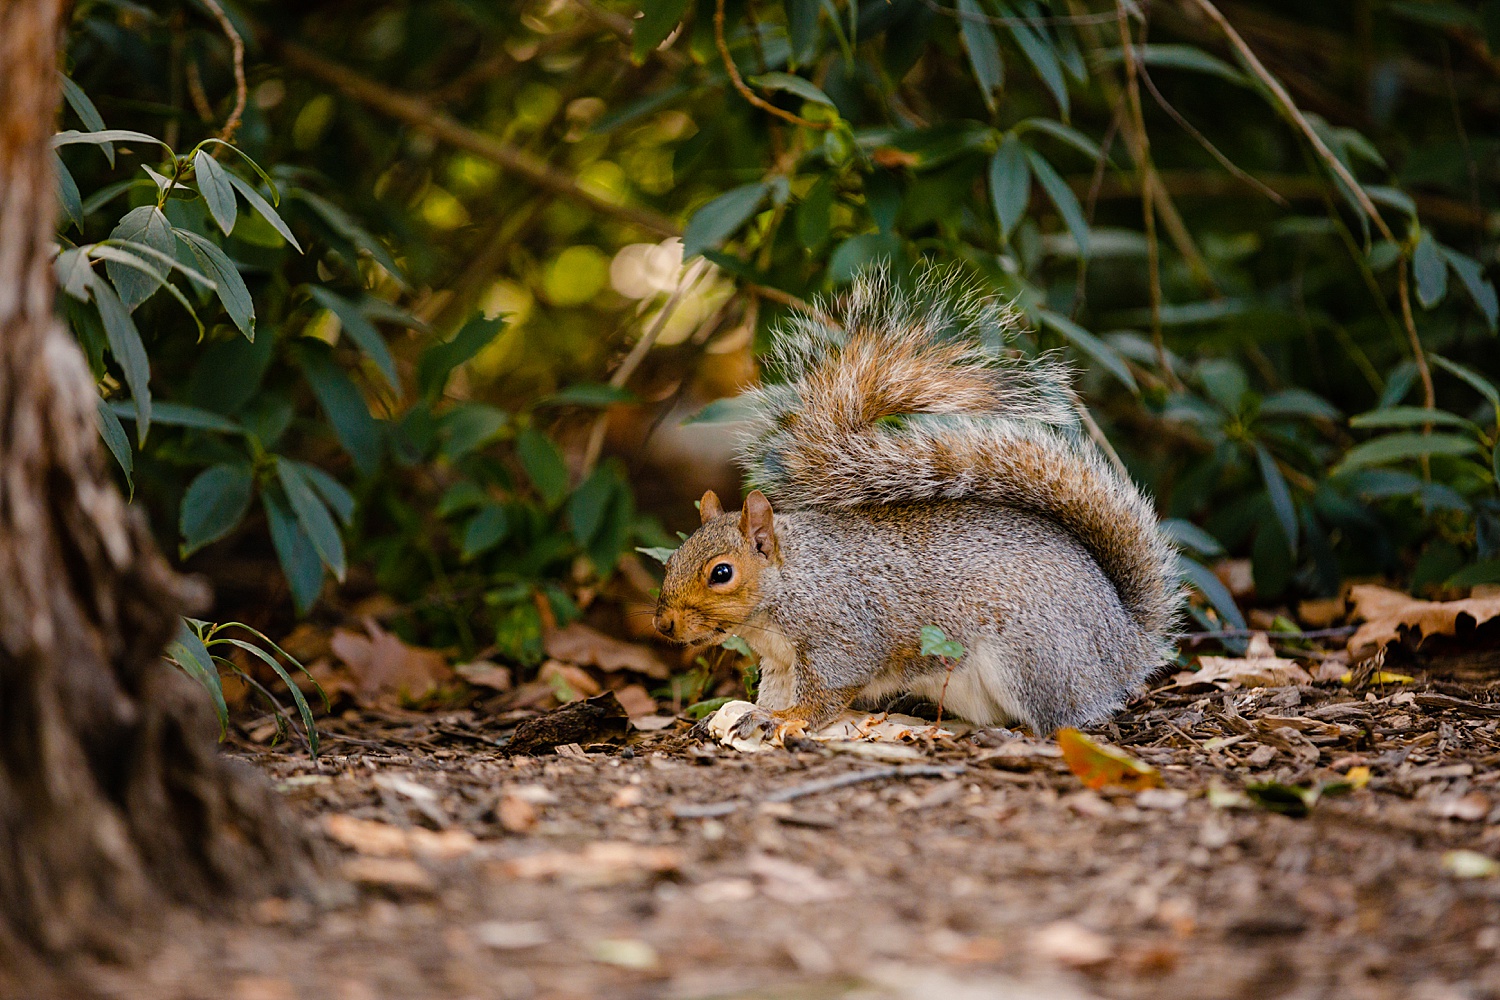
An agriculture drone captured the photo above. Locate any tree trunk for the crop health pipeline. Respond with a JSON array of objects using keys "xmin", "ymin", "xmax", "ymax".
[{"xmin": 0, "ymin": 0, "xmax": 303, "ymax": 978}]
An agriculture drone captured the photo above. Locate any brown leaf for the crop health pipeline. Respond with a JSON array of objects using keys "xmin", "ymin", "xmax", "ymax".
[
  {"xmin": 538, "ymin": 659, "xmax": 602, "ymax": 700},
  {"xmin": 454, "ymin": 659, "xmax": 511, "ymax": 691},
  {"xmin": 1348, "ymin": 584, "xmax": 1500, "ymax": 656},
  {"xmin": 544, "ymin": 622, "xmax": 670, "ymax": 679},
  {"xmin": 329, "ymin": 619, "xmax": 453, "ymax": 705},
  {"xmin": 1182, "ymin": 633, "xmax": 1311, "ymax": 689},
  {"xmin": 612, "ymin": 683, "xmax": 658, "ymax": 717}
]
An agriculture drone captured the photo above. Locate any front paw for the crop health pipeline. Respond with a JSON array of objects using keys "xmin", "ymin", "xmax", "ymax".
[{"xmin": 729, "ymin": 705, "xmax": 779, "ymax": 740}]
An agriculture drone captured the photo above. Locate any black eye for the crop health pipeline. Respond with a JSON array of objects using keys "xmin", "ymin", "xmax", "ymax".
[{"xmin": 709, "ymin": 562, "xmax": 734, "ymax": 585}]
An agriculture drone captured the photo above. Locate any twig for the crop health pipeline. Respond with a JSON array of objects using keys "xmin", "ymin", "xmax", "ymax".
[
  {"xmin": 1183, "ymin": 626, "xmax": 1357, "ymax": 641},
  {"xmin": 714, "ymin": 0, "xmax": 829, "ymax": 130},
  {"xmin": 196, "ymin": 0, "xmax": 247, "ymax": 142},
  {"xmin": 671, "ymin": 764, "xmax": 967, "ymax": 817},
  {"xmin": 1396, "ymin": 255, "xmax": 1438, "ymax": 411},
  {"xmin": 580, "ymin": 259, "xmax": 712, "ymax": 475},
  {"xmin": 1181, "ymin": 0, "xmax": 1393, "ymax": 242},
  {"xmin": 277, "ymin": 39, "xmax": 679, "ymax": 237}
]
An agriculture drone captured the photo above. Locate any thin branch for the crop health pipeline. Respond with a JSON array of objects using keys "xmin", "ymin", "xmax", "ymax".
[
  {"xmin": 581, "ymin": 260, "xmax": 713, "ymax": 475},
  {"xmin": 1135, "ymin": 59, "xmax": 1288, "ymax": 207},
  {"xmin": 1181, "ymin": 0, "xmax": 1393, "ymax": 243},
  {"xmin": 1396, "ymin": 255, "xmax": 1438, "ymax": 411},
  {"xmin": 714, "ymin": 0, "xmax": 829, "ymax": 131},
  {"xmin": 196, "ymin": 0, "xmax": 247, "ymax": 142},
  {"xmin": 276, "ymin": 39, "xmax": 680, "ymax": 237}
]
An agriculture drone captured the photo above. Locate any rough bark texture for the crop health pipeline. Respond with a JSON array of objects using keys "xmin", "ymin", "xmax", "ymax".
[{"xmin": 0, "ymin": 0, "xmax": 302, "ymax": 979}]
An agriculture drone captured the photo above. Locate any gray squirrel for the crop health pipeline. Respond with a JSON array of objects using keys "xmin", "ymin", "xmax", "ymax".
[{"xmin": 653, "ymin": 267, "xmax": 1182, "ymax": 737}]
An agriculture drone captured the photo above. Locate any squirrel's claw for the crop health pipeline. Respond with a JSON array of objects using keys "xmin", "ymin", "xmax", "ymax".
[{"xmin": 728, "ymin": 705, "xmax": 778, "ymax": 740}]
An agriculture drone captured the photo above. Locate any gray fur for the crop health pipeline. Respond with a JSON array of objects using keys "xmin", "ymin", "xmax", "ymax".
[{"xmin": 743, "ymin": 504, "xmax": 1159, "ymax": 733}]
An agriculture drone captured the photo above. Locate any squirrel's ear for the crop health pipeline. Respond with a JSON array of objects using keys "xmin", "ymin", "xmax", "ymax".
[
  {"xmin": 739, "ymin": 490, "xmax": 777, "ymax": 558},
  {"xmin": 698, "ymin": 490, "xmax": 723, "ymax": 524}
]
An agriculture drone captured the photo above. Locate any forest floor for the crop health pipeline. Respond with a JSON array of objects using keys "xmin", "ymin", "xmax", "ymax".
[{"xmin": 83, "ymin": 619, "xmax": 1500, "ymax": 1000}]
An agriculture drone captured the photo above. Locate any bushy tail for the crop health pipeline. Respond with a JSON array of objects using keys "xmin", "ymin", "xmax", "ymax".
[{"xmin": 738, "ymin": 267, "xmax": 1181, "ymax": 646}]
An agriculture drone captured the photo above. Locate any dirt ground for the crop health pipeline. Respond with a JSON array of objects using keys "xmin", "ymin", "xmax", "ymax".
[{"xmin": 66, "ymin": 626, "xmax": 1500, "ymax": 1000}]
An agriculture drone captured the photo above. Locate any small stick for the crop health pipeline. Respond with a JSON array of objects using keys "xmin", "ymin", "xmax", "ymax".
[{"xmin": 196, "ymin": 0, "xmax": 247, "ymax": 142}]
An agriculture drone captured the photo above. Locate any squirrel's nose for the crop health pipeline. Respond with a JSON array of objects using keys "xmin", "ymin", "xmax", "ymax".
[{"xmin": 654, "ymin": 612, "xmax": 678, "ymax": 638}]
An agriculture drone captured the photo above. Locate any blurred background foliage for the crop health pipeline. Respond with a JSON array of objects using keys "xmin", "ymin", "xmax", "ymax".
[{"xmin": 57, "ymin": 0, "xmax": 1500, "ymax": 665}]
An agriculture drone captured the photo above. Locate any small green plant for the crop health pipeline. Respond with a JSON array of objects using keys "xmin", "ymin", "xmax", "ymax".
[
  {"xmin": 164, "ymin": 618, "xmax": 326, "ymax": 757},
  {"xmin": 919, "ymin": 625, "xmax": 966, "ymax": 726}
]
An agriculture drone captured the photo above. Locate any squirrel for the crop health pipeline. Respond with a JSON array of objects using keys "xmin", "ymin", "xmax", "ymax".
[{"xmin": 653, "ymin": 266, "xmax": 1182, "ymax": 738}]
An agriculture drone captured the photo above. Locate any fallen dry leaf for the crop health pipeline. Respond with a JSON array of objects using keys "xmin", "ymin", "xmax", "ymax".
[
  {"xmin": 544, "ymin": 622, "xmax": 670, "ymax": 679},
  {"xmin": 706, "ymin": 700, "xmax": 962, "ymax": 753},
  {"xmin": 1348, "ymin": 584, "xmax": 1500, "ymax": 656},
  {"xmin": 612, "ymin": 683, "xmax": 658, "ymax": 717},
  {"xmin": 329, "ymin": 619, "xmax": 453, "ymax": 706},
  {"xmin": 1057, "ymin": 728, "xmax": 1163, "ymax": 792},
  {"xmin": 454, "ymin": 660, "xmax": 511, "ymax": 691},
  {"xmin": 1179, "ymin": 633, "xmax": 1312, "ymax": 689},
  {"xmin": 324, "ymin": 814, "xmax": 477, "ymax": 860},
  {"xmin": 499, "ymin": 841, "xmax": 681, "ymax": 887}
]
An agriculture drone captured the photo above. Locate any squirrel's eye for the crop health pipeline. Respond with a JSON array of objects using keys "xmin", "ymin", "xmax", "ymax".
[{"xmin": 709, "ymin": 562, "xmax": 734, "ymax": 585}]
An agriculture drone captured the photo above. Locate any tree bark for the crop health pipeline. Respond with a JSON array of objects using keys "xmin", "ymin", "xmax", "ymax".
[{"xmin": 0, "ymin": 0, "xmax": 303, "ymax": 978}]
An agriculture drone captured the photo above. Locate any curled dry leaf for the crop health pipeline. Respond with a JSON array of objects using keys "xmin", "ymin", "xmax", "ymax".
[
  {"xmin": 544, "ymin": 622, "xmax": 670, "ymax": 679},
  {"xmin": 1348, "ymin": 584, "xmax": 1500, "ymax": 657},
  {"xmin": 328, "ymin": 619, "xmax": 453, "ymax": 706},
  {"xmin": 1056, "ymin": 728, "xmax": 1162, "ymax": 792},
  {"xmin": 1177, "ymin": 633, "xmax": 1311, "ymax": 690}
]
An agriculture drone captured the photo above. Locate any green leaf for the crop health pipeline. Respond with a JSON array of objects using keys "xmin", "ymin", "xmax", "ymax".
[
  {"xmin": 1431, "ymin": 355, "xmax": 1500, "ymax": 415},
  {"xmin": 956, "ymin": 0, "xmax": 1003, "ymax": 113},
  {"xmin": 516, "ymin": 428, "xmax": 570, "ymax": 507},
  {"xmin": 796, "ymin": 173, "xmax": 833, "ymax": 251},
  {"xmin": 1024, "ymin": 147, "xmax": 1089, "ymax": 256},
  {"xmin": 299, "ymin": 348, "xmax": 382, "ymax": 477},
  {"xmin": 1446, "ymin": 560, "xmax": 1500, "ymax": 588},
  {"xmin": 192, "ymin": 149, "xmax": 237, "ymax": 236},
  {"xmin": 307, "ymin": 287, "xmax": 400, "ymax": 392},
  {"xmin": 988, "ymin": 137, "xmax": 1031, "ymax": 239},
  {"xmin": 1176, "ymin": 556, "xmax": 1247, "ymax": 630},
  {"xmin": 918, "ymin": 624, "xmax": 965, "ymax": 659},
  {"xmin": 1438, "ymin": 247, "xmax": 1499, "ymax": 332},
  {"xmin": 55, "ymin": 153, "xmax": 82, "ymax": 229},
  {"xmin": 55, "ymin": 247, "xmax": 92, "ymax": 301},
  {"xmin": 748, "ymin": 72, "xmax": 835, "ymax": 106},
  {"xmin": 538, "ymin": 383, "xmax": 637, "ymax": 407},
  {"xmin": 570, "ymin": 465, "xmax": 617, "ymax": 545},
  {"xmin": 1366, "ymin": 185, "xmax": 1415, "ymax": 218},
  {"xmin": 106, "ymin": 206, "xmax": 174, "ymax": 310},
  {"xmin": 633, "ymin": 0, "xmax": 690, "ymax": 61},
  {"xmin": 787, "ymin": 0, "xmax": 821, "ymax": 65},
  {"xmin": 109, "ymin": 400, "xmax": 243, "ymax": 434},
  {"xmin": 1259, "ymin": 388, "xmax": 1341, "ymax": 421},
  {"xmin": 1003, "ymin": 8, "xmax": 1068, "ymax": 118},
  {"xmin": 180, "ymin": 464, "xmax": 254, "ymax": 556},
  {"xmin": 1095, "ymin": 44, "xmax": 1248, "ymax": 86},
  {"xmin": 1334, "ymin": 432, "xmax": 1483, "ymax": 473},
  {"xmin": 636, "ymin": 545, "xmax": 677, "ymax": 565},
  {"xmin": 226, "ymin": 172, "xmax": 303, "ymax": 252},
  {"xmin": 829, "ymin": 231, "xmax": 903, "ymax": 283},
  {"xmin": 59, "ymin": 74, "xmax": 111, "ymax": 164},
  {"xmin": 438, "ymin": 481, "xmax": 488, "ymax": 517},
  {"xmin": 86, "ymin": 274, "xmax": 151, "ymax": 443},
  {"xmin": 276, "ymin": 457, "xmax": 347, "ymax": 581},
  {"xmin": 95, "ymin": 396, "xmax": 133, "ymax": 495},
  {"xmin": 1413, "ymin": 231, "xmax": 1448, "ymax": 309},
  {"xmin": 294, "ymin": 462, "xmax": 356, "ymax": 527},
  {"xmin": 1254, "ymin": 444, "xmax": 1297, "ymax": 559},
  {"xmin": 292, "ymin": 189, "xmax": 403, "ymax": 281},
  {"xmin": 462, "ymin": 503, "xmax": 510, "ymax": 559},
  {"xmin": 52, "ymin": 128, "xmax": 168, "ymax": 152},
  {"xmin": 438, "ymin": 403, "xmax": 508, "ymax": 460},
  {"xmin": 174, "ymin": 229, "xmax": 254, "ymax": 340},
  {"xmin": 720, "ymin": 634, "xmax": 754, "ymax": 656},
  {"xmin": 166, "ymin": 622, "xmax": 227, "ymax": 737},
  {"xmin": 683, "ymin": 182, "xmax": 772, "ymax": 258},
  {"xmin": 1013, "ymin": 118, "xmax": 1107, "ymax": 164},
  {"xmin": 417, "ymin": 315, "xmax": 507, "ymax": 400},
  {"xmin": 264, "ymin": 487, "xmax": 324, "ymax": 614},
  {"xmin": 1160, "ymin": 519, "xmax": 1224, "ymax": 558},
  {"xmin": 215, "ymin": 635, "xmax": 322, "ymax": 757},
  {"xmin": 1349, "ymin": 406, "xmax": 1482, "ymax": 435},
  {"xmin": 1037, "ymin": 310, "xmax": 1136, "ymax": 392}
]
